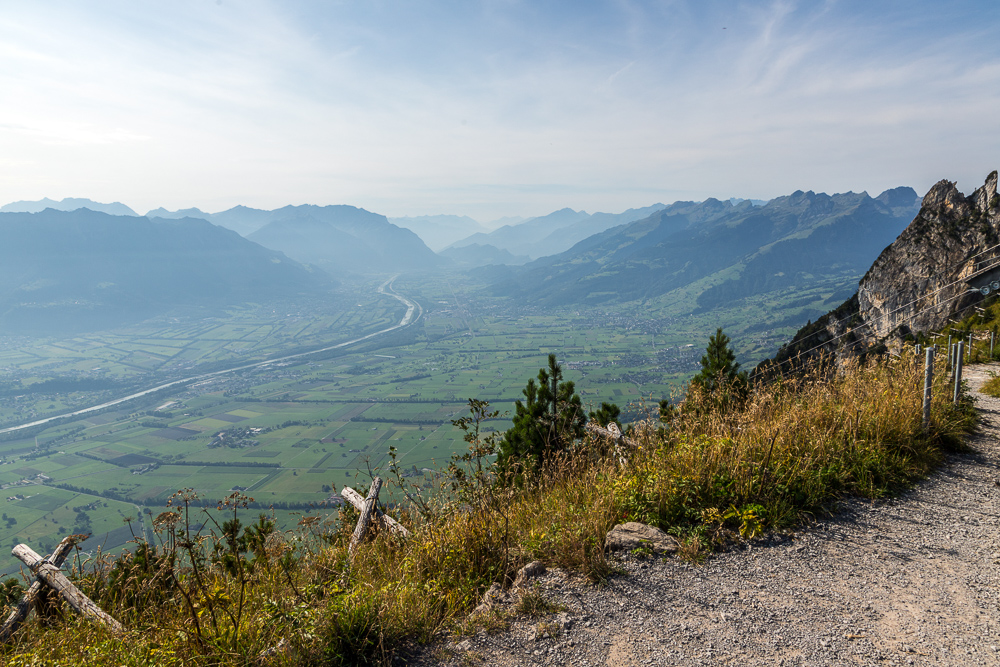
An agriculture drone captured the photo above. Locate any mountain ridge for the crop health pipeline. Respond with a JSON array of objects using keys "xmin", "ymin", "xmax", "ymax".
[
  {"xmin": 764, "ymin": 172, "xmax": 999, "ymax": 368},
  {"xmin": 484, "ymin": 188, "xmax": 920, "ymax": 309},
  {"xmin": 246, "ymin": 204, "xmax": 441, "ymax": 275},
  {"xmin": 0, "ymin": 209, "xmax": 330, "ymax": 334},
  {"xmin": 446, "ymin": 204, "xmax": 668, "ymax": 259},
  {"xmin": 2, "ymin": 197, "xmax": 138, "ymax": 217}
]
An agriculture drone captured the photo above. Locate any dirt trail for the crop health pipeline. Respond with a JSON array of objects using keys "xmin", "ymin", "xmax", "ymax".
[{"xmin": 425, "ymin": 364, "xmax": 1000, "ymax": 666}]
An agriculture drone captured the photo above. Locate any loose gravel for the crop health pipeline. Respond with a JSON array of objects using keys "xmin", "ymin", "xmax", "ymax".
[{"xmin": 410, "ymin": 364, "xmax": 1000, "ymax": 666}]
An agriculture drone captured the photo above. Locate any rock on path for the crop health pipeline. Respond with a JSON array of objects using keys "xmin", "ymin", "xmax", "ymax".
[{"xmin": 416, "ymin": 365, "xmax": 1000, "ymax": 666}]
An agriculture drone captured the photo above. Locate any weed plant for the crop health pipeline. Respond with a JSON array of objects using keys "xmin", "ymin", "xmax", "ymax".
[
  {"xmin": 0, "ymin": 350, "xmax": 974, "ymax": 666},
  {"xmin": 981, "ymin": 372, "xmax": 1000, "ymax": 398}
]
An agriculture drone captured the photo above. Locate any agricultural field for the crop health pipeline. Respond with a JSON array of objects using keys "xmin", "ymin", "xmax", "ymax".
[
  {"xmin": 0, "ymin": 272, "xmax": 819, "ymax": 577},
  {"xmin": 0, "ymin": 280, "xmax": 406, "ymax": 429}
]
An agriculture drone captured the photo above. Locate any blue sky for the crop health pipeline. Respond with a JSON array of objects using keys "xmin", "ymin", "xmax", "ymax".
[{"xmin": 1, "ymin": 0, "xmax": 998, "ymax": 222}]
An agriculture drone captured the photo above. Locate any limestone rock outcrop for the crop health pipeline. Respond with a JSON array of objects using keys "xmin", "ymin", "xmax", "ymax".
[
  {"xmin": 859, "ymin": 171, "xmax": 999, "ymax": 340},
  {"xmin": 767, "ymin": 170, "xmax": 1000, "ymax": 368}
]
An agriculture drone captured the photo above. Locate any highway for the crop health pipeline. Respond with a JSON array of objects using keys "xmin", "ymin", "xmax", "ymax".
[{"xmin": 0, "ymin": 277, "xmax": 422, "ymax": 436}]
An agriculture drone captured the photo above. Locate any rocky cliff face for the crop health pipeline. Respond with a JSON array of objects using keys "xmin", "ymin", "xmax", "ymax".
[{"xmin": 767, "ymin": 170, "xmax": 1000, "ymax": 369}]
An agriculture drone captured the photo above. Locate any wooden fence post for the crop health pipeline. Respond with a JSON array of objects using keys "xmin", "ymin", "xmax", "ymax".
[
  {"xmin": 341, "ymin": 486, "xmax": 410, "ymax": 537},
  {"xmin": 0, "ymin": 536, "xmax": 78, "ymax": 642},
  {"xmin": 12, "ymin": 544, "xmax": 123, "ymax": 636},
  {"xmin": 585, "ymin": 421, "xmax": 636, "ymax": 465},
  {"xmin": 348, "ymin": 477, "xmax": 383, "ymax": 559}
]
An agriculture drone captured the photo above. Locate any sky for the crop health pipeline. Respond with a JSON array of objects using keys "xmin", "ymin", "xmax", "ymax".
[{"xmin": 1, "ymin": 0, "xmax": 999, "ymax": 224}]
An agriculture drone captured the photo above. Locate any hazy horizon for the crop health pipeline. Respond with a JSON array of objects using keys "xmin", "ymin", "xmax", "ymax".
[
  {"xmin": 0, "ymin": 187, "xmax": 913, "ymax": 229},
  {"xmin": 1, "ymin": 1, "xmax": 998, "ymax": 221}
]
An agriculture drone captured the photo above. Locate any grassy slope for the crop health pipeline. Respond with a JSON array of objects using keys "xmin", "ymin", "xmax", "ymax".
[{"xmin": 0, "ymin": 350, "xmax": 975, "ymax": 666}]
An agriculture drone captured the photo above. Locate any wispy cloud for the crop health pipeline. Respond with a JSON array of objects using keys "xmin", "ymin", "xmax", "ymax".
[{"xmin": 0, "ymin": 0, "xmax": 998, "ymax": 219}]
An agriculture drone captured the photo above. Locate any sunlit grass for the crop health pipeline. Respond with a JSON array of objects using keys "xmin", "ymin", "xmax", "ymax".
[{"xmin": 0, "ymin": 350, "xmax": 975, "ymax": 666}]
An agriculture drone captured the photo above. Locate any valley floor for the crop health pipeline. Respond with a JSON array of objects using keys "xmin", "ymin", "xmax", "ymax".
[{"xmin": 421, "ymin": 365, "xmax": 1000, "ymax": 666}]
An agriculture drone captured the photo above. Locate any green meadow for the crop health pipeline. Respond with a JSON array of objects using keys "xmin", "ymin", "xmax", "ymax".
[{"xmin": 0, "ymin": 272, "xmax": 824, "ymax": 577}]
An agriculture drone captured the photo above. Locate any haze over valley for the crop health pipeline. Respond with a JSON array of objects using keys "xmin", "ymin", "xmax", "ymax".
[{"xmin": 0, "ymin": 178, "xmax": 929, "ymax": 575}]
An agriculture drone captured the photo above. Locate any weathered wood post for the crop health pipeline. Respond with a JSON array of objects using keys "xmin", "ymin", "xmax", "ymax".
[
  {"xmin": 968, "ymin": 333, "xmax": 973, "ymax": 362},
  {"xmin": 0, "ymin": 536, "xmax": 78, "ymax": 642},
  {"xmin": 341, "ymin": 486, "xmax": 410, "ymax": 537},
  {"xmin": 348, "ymin": 476, "xmax": 383, "ymax": 559},
  {"xmin": 923, "ymin": 347, "xmax": 934, "ymax": 431},
  {"xmin": 991, "ymin": 330, "xmax": 995, "ymax": 359},
  {"xmin": 585, "ymin": 421, "xmax": 635, "ymax": 466},
  {"xmin": 11, "ymin": 544, "xmax": 123, "ymax": 636},
  {"xmin": 953, "ymin": 342, "xmax": 964, "ymax": 405}
]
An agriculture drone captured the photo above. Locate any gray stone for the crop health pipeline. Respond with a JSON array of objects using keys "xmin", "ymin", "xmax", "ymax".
[
  {"xmin": 471, "ymin": 582, "xmax": 503, "ymax": 616},
  {"xmin": 605, "ymin": 521, "xmax": 679, "ymax": 554},
  {"xmin": 513, "ymin": 560, "xmax": 547, "ymax": 589}
]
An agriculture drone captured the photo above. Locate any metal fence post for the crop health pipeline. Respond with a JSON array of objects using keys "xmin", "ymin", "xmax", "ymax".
[
  {"xmin": 968, "ymin": 333, "xmax": 973, "ymax": 362},
  {"xmin": 953, "ymin": 342, "xmax": 964, "ymax": 405},
  {"xmin": 923, "ymin": 347, "xmax": 934, "ymax": 430}
]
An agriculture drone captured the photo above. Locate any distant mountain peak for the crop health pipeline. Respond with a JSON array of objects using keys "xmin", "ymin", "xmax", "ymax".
[
  {"xmin": 0, "ymin": 208, "xmax": 329, "ymax": 334},
  {"xmin": 728, "ymin": 197, "xmax": 768, "ymax": 207},
  {"xmin": 245, "ymin": 204, "xmax": 439, "ymax": 275},
  {"xmin": 874, "ymin": 186, "xmax": 920, "ymax": 209},
  {"xmin": 389, "ymin": 214, "xmax": 487, "ymax": 252},
  {"xmin": 146, "ymin": 207, "xmax": 211, "ymax": 220},
  {"xmin": 1, "ymin": 197, "xmax": 138, "ymax": 217}
]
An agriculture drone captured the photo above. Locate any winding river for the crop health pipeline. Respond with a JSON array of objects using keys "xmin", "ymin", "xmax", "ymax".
[{"xmin": 0, "ymin": 277, "xmax": 422, "ymax": 435}]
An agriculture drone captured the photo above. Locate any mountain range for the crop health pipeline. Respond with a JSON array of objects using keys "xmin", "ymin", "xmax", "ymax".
[
  {"xmin": 0, "ymin": 185, "xmax": 927, "ymax": 341},
  {"xmin": 148, "ymin": 204, "xmax": 441, "ymax": 275},
  {"xmin": 445, "ymin": 204, "xmax": 669, "ymax": 260},
  {"xmin": 481, "ymin": 188, "xmax": 921, "ymax": 308},
  {"xmin": 0, "ymin": 209, "xmax": 328, "ymax": 334},
  {"xmin": 767, "ymin": 171, "xmax": 1000, "ymax": 368},
  {"xmin": 1, "ymin": 197, "xmax": 138, "ymax": 217},
  {"xmin": 245, "ymin": 205, "xmax": 441, "ymax": 274}
]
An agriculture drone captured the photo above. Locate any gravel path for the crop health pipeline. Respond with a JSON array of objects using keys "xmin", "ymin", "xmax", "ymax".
[{"xmin": 417, "ymin": 364, "xmax": 1000, "ymax": 666}]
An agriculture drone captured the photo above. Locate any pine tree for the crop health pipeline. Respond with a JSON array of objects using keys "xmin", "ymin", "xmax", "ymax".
[
  {"xmin": 497, "ymin": 354, "xmax": 585, "ymax": 476},
  {"xmin": 691, "ymin": 327, "xmax": 748, "ymax": 395},
  {"xmin": 588, "ymin": 402, "xmax": 621, "ymax": 429}
]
